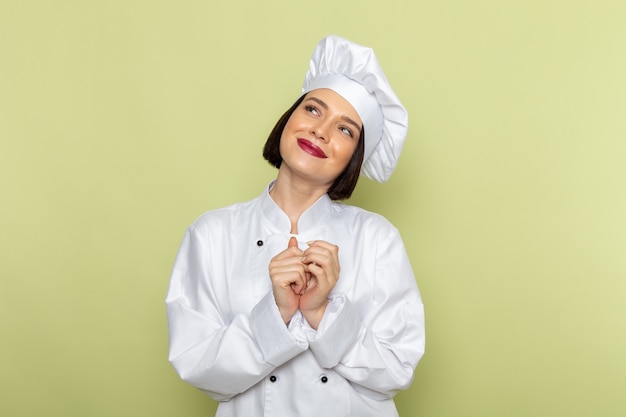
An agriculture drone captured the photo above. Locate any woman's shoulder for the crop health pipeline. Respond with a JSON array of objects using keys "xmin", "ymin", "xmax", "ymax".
[
  {"xmin": 189, "ymin": 196, "xmax": 261, "ymax": 232},
  {"xmin": 331, "ymin": 201, "xmax": 399, "ymax": 233}
]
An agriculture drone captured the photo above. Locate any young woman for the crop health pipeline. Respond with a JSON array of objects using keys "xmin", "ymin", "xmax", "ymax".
[{"xmin": 166, "ymin": 35, "xmax": 425, "ymax": 417}]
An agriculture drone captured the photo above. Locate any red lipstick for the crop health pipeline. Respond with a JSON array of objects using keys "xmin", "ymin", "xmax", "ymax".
[{"xmin": 297, "ymin": 139, "xmax": 327, "ymax": 158}]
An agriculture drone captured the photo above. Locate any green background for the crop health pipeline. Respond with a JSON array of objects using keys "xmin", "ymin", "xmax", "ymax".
[{"xmin": 1, "ymin": 0, "xmax": 625, "ymax": 416}]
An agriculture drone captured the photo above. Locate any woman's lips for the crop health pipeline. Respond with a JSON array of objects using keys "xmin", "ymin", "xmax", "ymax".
[{"xmin": 297, "ymin": 138, "xmax": 327, "ymax": 158}]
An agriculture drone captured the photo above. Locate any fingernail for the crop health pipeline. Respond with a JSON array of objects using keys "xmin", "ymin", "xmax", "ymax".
[{"xmin": 307, "ymin": 241, "xmax": 315, "ymax": 245}]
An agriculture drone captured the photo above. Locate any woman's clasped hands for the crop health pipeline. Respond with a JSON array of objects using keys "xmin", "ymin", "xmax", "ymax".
[{"xmin": 269, "ymin": 237, "xmax": 340, "ymax": 329}]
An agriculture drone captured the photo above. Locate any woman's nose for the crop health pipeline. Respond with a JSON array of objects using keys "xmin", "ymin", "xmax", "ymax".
[{"xmin": 310, "ymin": 120, "xmax": 329, "ymax": 141}]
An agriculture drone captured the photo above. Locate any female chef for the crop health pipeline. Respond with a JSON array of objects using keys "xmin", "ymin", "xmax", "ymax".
[{"xmin": 166, "ymin": 35, "xmax": 425, "ymax": 417}]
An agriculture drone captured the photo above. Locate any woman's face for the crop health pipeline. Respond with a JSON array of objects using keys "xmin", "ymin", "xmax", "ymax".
[{"xmin": 279, "ymin": 88, "xmax": 362, "ymax": 188}]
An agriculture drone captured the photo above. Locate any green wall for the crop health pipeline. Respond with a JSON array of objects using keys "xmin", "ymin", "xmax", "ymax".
[{"xmin": 1, "ymin": 1, "xmax": 625, "ymax": 416}]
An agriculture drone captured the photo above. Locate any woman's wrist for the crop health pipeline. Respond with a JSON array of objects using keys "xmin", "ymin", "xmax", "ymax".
[{"xmin": 301, "ymin": 300, "xmax": 328, "ymax": 330}]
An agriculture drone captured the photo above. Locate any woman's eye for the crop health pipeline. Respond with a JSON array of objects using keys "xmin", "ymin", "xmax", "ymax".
[
  {"xmin": 305, "ymin": 105, "xmax": 319, "ymax": 115},
  {"xmin": 340, "ymin": 126, "xmax": 353, "ymax": 137}
]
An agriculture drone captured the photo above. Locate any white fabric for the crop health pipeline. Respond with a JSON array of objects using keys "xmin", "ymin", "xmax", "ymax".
[
  {"xmin": 166, "ymin": 183, "xmax": 425, "ymax": 417},
  {"xmin": 302, "ymin": 35, "xmax": 409, "ymax": 183}
]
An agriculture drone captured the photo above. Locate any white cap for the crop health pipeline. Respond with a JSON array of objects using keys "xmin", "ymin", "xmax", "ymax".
[{"xmin": 302, "ymin": 35, "xmax": 409, "ymax": 182}]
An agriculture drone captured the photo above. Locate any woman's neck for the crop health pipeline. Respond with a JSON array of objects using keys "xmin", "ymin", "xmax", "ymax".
[{"xmin": 269, "ymin": 170, "xmax": 329, "ymax": 234}]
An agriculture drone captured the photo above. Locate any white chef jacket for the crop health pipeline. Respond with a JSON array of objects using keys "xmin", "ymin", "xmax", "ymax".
[{"xmin": 166, "ymin": 182, "xmax": 425, "ymax": 417}]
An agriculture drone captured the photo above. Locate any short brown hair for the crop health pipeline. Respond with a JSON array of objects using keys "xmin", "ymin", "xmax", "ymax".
[{"xmin": 263, "ymin": 94, "xmax": 365, "ymax": 200}]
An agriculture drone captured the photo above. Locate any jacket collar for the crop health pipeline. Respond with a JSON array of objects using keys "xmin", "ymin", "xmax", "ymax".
[{"xmin": 260, "ymin": 181, "xmax": 333, "ymax": 234}]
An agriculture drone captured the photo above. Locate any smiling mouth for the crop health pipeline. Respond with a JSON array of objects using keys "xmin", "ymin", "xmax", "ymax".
[{"xmin": 297, "ymin": 139, "xmax": 327, "ymax": 158}]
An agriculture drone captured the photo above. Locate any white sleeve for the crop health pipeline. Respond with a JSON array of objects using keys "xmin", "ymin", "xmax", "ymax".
[
  {"xmin": 165, "ymin": 226, "xmax": 308, "ymax": 400},
  {"xmin": 306, "ymin": 225, "xmax": 425, "ymax": 400}
]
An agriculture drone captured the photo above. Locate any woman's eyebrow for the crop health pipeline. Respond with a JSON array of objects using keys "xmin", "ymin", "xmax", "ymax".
[
  {"xmin": 341, "ymin": 115, "xmax": 362, "ymax": 132},
  {"xmin": 305, "ymin": 96, "xmax": 329, "ymax": 109},
  {"xmin": 305, "ymin": 97, "xmax": 362, "ymax": 131}
]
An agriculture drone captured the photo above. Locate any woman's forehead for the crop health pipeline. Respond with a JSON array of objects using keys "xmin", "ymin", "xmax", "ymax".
[{"xmin": 303, "ymin": 88, "xmax": 362, "ymax": 127}]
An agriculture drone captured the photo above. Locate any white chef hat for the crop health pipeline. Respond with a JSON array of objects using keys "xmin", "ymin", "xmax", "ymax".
[{"xmin": 302, "ymin": 35, "xmax": 408, "ymax": 183}]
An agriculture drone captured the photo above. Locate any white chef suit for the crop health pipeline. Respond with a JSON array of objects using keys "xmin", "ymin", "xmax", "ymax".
[{"xmin": 166, "ymin": 182, "xmax": 425, "ymax": 417}]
